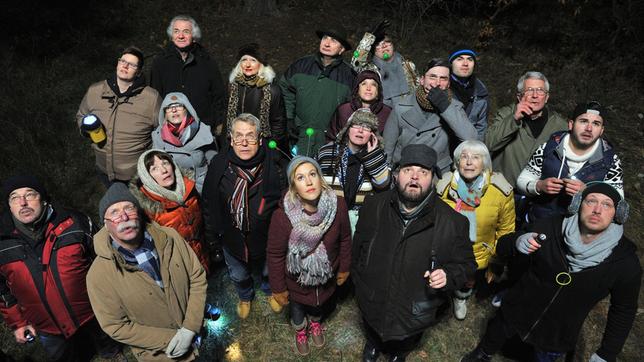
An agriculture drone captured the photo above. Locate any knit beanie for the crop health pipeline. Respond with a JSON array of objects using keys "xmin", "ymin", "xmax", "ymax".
[
  {"xmin": 448, "ymin": 45, "xmax": 477, "ymax": 63},
  {"xmin": 581, "ymin": 181, "xmax": 621, "ymax": 207},
  {"xmin": 3, "ymin": 174, "xmax": 48, "ymax": 203},
  {"xmin": 99, "ymin": 183, "xmax": 141, "ymax": 219},
  {"xmin": 287, "ymin": 156, "xmax": 323, "ymax": 184}
]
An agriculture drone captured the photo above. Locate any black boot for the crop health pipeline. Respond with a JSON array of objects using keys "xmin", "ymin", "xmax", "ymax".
[
  {"xmin": 389, "ymin": 353, "xmax": 407, "ymax": 361},
  {"xmin": 362, "ymin": 340, "xmax": 380, "ymax": 362},
  {"xmin": 461, "ymin": 346, "xmax": 493, "ymax": 362}
]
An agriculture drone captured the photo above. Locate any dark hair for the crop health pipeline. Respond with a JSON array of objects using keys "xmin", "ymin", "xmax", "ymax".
[
  {"xmin": 121, "ymin": 46, "xmax": 145, "ymax": 69},
  {"xmin": 422, "ymin": 58, "xmax": 451, "ymax": 75},
  {"xmin": 143, "ymin": 151, "xmax": 175, "ymax": 173}
]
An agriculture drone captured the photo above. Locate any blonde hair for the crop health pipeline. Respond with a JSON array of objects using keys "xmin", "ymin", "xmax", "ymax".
[{"xmin": 285, "ymin": 159, "xmax": 331, "ymax": 204}]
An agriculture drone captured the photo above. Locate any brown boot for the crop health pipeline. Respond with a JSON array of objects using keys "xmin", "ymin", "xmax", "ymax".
[
  {"xmin": 294, "ymin": 328, "xmax": 310, "ymax": 356},
  {"xmin": 308, "ymin": 320, "xmax": 325, "ymax": 347}
]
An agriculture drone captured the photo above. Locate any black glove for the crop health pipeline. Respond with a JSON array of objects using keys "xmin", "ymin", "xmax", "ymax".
[
  {"xmin": 427, "ymin": 88, "xmax": 450, "ymax": 113},
  {"xmin": 371, "ymin": 19, "xmax": 391, "ymax": 43},
  {"xmin": 208, "ymin": 239, "xmax": 224, "ymax": 264}
]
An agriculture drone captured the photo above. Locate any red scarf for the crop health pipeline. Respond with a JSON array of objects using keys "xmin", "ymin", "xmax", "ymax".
[{"xmin": 161, "ymin": 116, "xmax": 194, "ymax": 146}]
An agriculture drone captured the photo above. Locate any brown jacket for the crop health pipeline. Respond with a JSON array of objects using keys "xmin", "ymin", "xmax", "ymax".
[
  {"xmin": 87, "ymin": 222, "xmax": 207, "ymax": 361},
  {"xmin": 76, "ymin": 79, "xmax": 161, "ymax": 181}
]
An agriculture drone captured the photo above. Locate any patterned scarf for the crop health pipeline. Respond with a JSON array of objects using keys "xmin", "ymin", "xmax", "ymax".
[
  {"xmin": 226, "ymin": 75, "xmax": 272, "ymax": 137},
  {"xmin": 336, "ymin": 145, "xmax": 364, "ymax": 210},
  {"xmin": 230, "ymin": 163, "xmax": 263, "ymax": 232},
  {"xmin": 453, "ymin": 173, "xmax": 484, "ymax": 242},
  {"xmin": 562, "ymin": 213, "xmax": 622, "ymax": 272},
  {"xmin": 284, "ymin": 189, "xmax": 337, "ymax": 286},
  {"xmin": 160, "ymin": 116, "xmax": 195, "ymax": 147},
  {"xmin": 113, "ymin": 231, "xmax": 163, "ymax": 288}
]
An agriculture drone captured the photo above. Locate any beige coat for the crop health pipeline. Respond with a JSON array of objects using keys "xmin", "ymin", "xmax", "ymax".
[
  {"xmin": 76, "ymin": 80, "xmax": 161, "ymax": 181},
  {"xmin": 87, "ymin": 222, "xmax": 207, "ymax": 361}
]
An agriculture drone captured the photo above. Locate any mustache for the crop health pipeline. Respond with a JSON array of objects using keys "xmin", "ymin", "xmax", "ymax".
[
  {"xmin": 20, "ymin": 207, "xmax": 35, "ymax": 213},
  {"xmin": 116, "ymin": 220, "xmax": 139, "ymax": 233}
]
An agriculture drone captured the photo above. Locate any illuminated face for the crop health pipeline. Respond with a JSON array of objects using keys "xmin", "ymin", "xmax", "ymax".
[
  {"xmin": 347, "ymin": 124, "xmax": 373, "ymax": 148},
  {"xmin": 396, "ymin": 166, "xmax": 433, "ymax": 202},
  {"xmin": 164, "ymin": 103, "xmax": 187, "ymax": 125},
  {"xmin": 420, "ymin": 66, "xmax": 450, "ymax": 91},
  {"xmin": 579, "ymin": 193, "xmax": 616, "ymax": 235},
  {"xmin": 517, "ymin": 78, "xmax": 549, "ymax": 113},
  {"xmin": 568, "ymin": 112, "xmax": 604, "ymax": 150},
  {"xmin": 240, "ymin": 55, "xmax": 261, "ymax": 77},
  {"xmin": 358, "ymin": 78, "xmax": 379, "ymax": 103},
  {"xmin": 8, "ymin": 187, "xmax": 43, "ymax": 224},
  {"xmin": 230, "ymin": 121, "xmax": 260, "ymax": 161},
  {"xmin": 116, "ymin": 53, "xmax": 140, "ymax": 82},
  {"xmin": 148, "ymin": 156, "xmax": 176, "ymax": 189},
  {"xmin": 293, "ymin": 162, "xmax": 322, "ymax": 203},
  {"xmin": 457, "ymin": 150, "xmax": 484, "ymax": 182},
  {"xmin": 319, "ymin": 36, "xmax": 345, "ymax": 57},
  {"xmin": 451, "ymin": 55, "xmax": 475, "ymax": 78},
  {"xmin": 374, "ymin": 39, "xmax": 394, "ymax": 60},
  {"xmin": 104, "ymin": 201, "xmax": 141, "ymax": 247},
  {"xmin": 171, "ymin": 20, "xmax": 194, "ymax": 48}
]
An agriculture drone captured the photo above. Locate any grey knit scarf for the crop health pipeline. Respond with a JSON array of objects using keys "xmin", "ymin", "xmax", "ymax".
[
  {"xmin": 562, "ymin": 214, "xmax": 622, "ymax": 272},
  {"xmin": 284, "ymin": 189, "xmax": 337, "ymax": 286}
]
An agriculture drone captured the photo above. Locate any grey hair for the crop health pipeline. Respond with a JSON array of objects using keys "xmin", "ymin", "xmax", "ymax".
[
  {"xmin": 230, "ymin": 113, "xmax": 262, "ymax": 135},
  {"xmin": 166, "ymin": 15, "xmax": 202, "ymax": 41},
  {"xmin": 516, "ymin": 71, "xmax": 550, "ymax": 93},
  {"xmin": 453, "ymin": 140, "xmax": 492, "ymax": 178}
]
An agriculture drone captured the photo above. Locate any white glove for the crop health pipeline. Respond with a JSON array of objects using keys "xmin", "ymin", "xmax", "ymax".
[
  {"xmin": 165, "ymin": 327, "xmax": 196, "ymax": 358},
  {"xmin": 589, "ymin": 353, "xmax": 607, "ymax": 362},
  {"xmin": 515, "ymin": 232, "xmax": 541, "ymax": 255}
]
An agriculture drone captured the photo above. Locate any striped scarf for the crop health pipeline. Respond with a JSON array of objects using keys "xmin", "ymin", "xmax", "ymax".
[{"xmin": 230, "ymin": 163, "xmax": 263, "ymax": 232}]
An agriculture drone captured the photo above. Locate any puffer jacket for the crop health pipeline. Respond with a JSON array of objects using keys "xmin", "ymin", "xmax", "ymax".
[
  {"xmin": 76, "ymin": 77, "xmax": 161, "ymax": 181},
  {"xmin": 87, "ymin": 222, "xmax": 207, "ymax": 362},
  {"xmin": 436, "ymin": 171, "xmax": 515, "ymax": 269}
]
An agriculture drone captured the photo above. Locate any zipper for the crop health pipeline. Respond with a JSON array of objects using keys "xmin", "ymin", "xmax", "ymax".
[
  {"xmin": 0, "ymin": 245, "xmax": 24, "ymax": 253},
  {"xmin": 316, "ymin": 287, "xmax": 320, "ymax": 306}
]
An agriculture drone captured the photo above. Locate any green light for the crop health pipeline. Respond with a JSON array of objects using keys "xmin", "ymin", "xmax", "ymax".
[
  {"xmin": 305, "ymin": 128, "xmax": 314, "ymax": 137},
  {"xmin": 268, "ymin": 140, "xmax": 277, "ymax": 149}
]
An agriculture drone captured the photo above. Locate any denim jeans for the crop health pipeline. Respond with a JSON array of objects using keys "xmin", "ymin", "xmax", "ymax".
[
  {"xmin": 38, "ymin": 318, "xmax": 121, "ymax": 361},
  {"xmin": 290, "ymin": 301, "xmax": 324, "ymax": 330},
  {"xmin": 223, "ymin": 246, "xmax": 270, "ymax": 301}
]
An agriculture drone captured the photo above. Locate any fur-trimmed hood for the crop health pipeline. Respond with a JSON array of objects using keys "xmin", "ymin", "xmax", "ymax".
[{"xmin": 228, "ymin": 62, "xmax": 276, "ymax": 84}]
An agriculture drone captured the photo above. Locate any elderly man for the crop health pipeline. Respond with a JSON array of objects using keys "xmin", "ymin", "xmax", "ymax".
[
  {"xmin": 279, "ymin": 27, "xmax": 356, "ymax": 156},
  {"xmin": 202, "ymin": 113, "xmax": 286, "ymax": 319},
  {"xmin": 87, "ymin": 183, "xmax": 207, "ymax": 361},
  {"xmin": 0, "ymin": 175, "xmax": 121, "ymax": 361},
  {"xmin": 77, "ymin": 46, "xmax": 161, "ymax": 186},
  {"xmin": 462, "ymin": 182, "xmax": 641, "ymax": 362},
  {"xmin": 517, "ymin": 101, "xmax": 623, "ymax": 222},
  {"xmin": 352, "ymin": 144, "xmax": 476, "ymax": 361},
  {"xmin": 383, "ymin": 59, "xmax": 477, "ymax": 173},
  {"xmin": 485, "ymin": 71, "xmax": 567, "ymax": 189},
  {"xmin": 150, "ymin": 15, "xmax": 227, "ymax": 133},
  {"xmin": 448, "ymin": 46, "xmax": 489, "ymax": 140}
]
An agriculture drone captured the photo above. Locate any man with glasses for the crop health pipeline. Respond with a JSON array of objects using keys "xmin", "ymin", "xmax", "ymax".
[
  {"xmin": 87, "ymin": 183, "xmax": 207, "ymax": 361},
  {"xmin": 150, "ymin": 15, "xmax": 226, "ymax": 135},
  {"xmin": 77, "ymin": 46, "xmax": 161, "ymax": 186},
  {"xmin": 202, "ymin": 113, "xmax": 287, "ymax": 319},
  {"xmin": 485, "ymin": 71, "xmax": 567, "ymax": 191},
  {"xmin": 462, "ymin": 182, "xmax": 640, "ymax": 362},
  {"xmin": 383, "ymin": 58, "xmax": 477, "ymax": 173},
  {"xmin": 0, "ymin": 175, "xmax": 122, "ymax": 361},
  {"xmin": 517, "ymin": 101, "xmax": 623, "ymax": 222}
]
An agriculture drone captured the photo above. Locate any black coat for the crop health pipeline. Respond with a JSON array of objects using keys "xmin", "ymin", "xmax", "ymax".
[
  {"xmin": 352, "ymin": 190, "xmax": 476, "ymax": 341},
  {"xmin": 150, "ymin": 43, "xmax": 227, "ymax": 128},
  {"xmin": 497, "ymin": 216, "xmax": 641, "ymax": 361}
]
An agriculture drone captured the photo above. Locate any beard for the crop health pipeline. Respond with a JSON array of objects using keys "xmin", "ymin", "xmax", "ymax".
[{"xmin": 397, "ymin": 181, "xmax": 430, "ymax": 207}]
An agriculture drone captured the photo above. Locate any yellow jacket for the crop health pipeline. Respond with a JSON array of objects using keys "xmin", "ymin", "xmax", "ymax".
[{"xmin": 436, "ymin": 171, "xmax": 515, "ymax": 269}]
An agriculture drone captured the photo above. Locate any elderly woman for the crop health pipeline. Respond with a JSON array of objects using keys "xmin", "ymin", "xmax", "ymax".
[
  {"xmin": 267, "ymin": 157, "xmax": 351, "ymax": 356},
  {"xmin": 225, "ymin": 43, "xmax": 287, "ymax": 150},
  {"xmin": 317, "ymin": 109, "xmax": 390, "ymax": 232},
  {"xmin": 326, "ymin": 70, "xmax": 391, "ymax": 142},
  {"xmin": 152, "ymin": 92, "xmax": 217, "ymax": 194},
  {"xmin": 435, "ymin": 140, "xmax": 515, "ymax": 320},
  {"xmin": 129, "ymin": 149, "xmax": 210, "ymax": 275}
]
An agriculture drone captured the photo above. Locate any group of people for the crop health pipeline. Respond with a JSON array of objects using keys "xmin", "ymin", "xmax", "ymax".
[{"xmin": 0, "ymin": 13, "xmax": 640, "ymax": 362}]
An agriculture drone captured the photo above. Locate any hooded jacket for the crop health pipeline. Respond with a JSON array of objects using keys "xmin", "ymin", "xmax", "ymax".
[
  {"xmin": 87, "ymin": 222, "xmax": 207, "ymax": 361},
  {"xmin": 152, "ymin": 92, "xmax": 217, "ymax": 193}
]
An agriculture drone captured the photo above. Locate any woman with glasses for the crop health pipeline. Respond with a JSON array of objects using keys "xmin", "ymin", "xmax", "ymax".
[
  {"xmin": 435, "ymin": 140, "xmax": 515, "ymax": 320},
  {"xmin": 129, "ymin": 149, "xmax": 210, "ymax": 275},
  {"xmin": 152, "ymin": 92, "xmax": 217, "ymax": 194},
  {"xmin": 317, "ymin": 109, "xmax": 390, "ymax": 233}
]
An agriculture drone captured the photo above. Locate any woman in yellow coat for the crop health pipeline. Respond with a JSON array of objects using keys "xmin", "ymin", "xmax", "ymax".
[{"xmin": 436, "ymin": 140, "xmax": 515, "ymax": 320}]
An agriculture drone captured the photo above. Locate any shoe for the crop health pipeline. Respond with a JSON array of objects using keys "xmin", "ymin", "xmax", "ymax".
[
  {"xmin": 308, "ymin": 320, "xmax": 325, "ymax": 347},
  {"xmin": 362, "ymin": 341, "xmax": 380, "ymax": 362},
  {"xmin": 453, "ymin": 297, "xmax": 468, "ymax": 320},
  {"xmin": 237, "ymin": 300, "xmax": 251, "ymax": 319},
  {"xmin": 461, "ymin": 347, "xmax": 493, "ymax": 362},
  {"xmin": 491, "ymin": 293, "xmax": 503, "ymax": 308},
  {"xmin": 389, "ymin": 354, "xmax": 406, "ymax": 361},
  {"xmin": 268, "ymin": 295, "xmax": 283, "ymax": 313},
  {"xmin": 295, "ymin": 328, "xmax": 310, "ymax": 356}
]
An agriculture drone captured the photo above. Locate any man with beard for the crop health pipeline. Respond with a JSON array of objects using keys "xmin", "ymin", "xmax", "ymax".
[
  {"xmin": 77, "ymin": 46, "xmax": 161, "ymax": 186},
  {"xmin": 352, "ymin": 144, "xmax": 476, "ymax": 361},
  {"xmin": 279, "ymin": 27, "xmax": 356, "ymax": 156},
  {"xmin": 383, "ymin": 59, "xmax": 477, "ymax": 174},
  {"xmin": 150, "ymin": 15, "xmax": 227, "ymax": 134},
  {"xmin": 87, "ymin": 183, "xmax": 207, "ymax": 361},
  {"xmin": 516, "ymin": 101, "xmax": 623, "ymax": 222}
]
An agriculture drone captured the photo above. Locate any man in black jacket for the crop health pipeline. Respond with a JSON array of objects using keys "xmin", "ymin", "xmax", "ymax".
[
  {"xmin": 150, "ymin": 15, "xmax": 226, "ymax": 134},
  {"xmin": 462, "ymin": 182, "xmax": 641, "ymax": 362},
  {"xmin": 352, "ymin": 144, "xmax": 476, "ymax": 361}
]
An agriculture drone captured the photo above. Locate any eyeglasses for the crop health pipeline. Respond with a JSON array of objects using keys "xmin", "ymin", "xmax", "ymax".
[
  {"xmin": 104, "ymin": 204, "xmax": 138, "ymax": 224},
  {"xmin": 232, "ymin": 134, "xmax": 259, "ymax": 145},
  {"xmin": 522, "ymin": 87, "xmax": 548, "ymax": 97},
  {"xmin": 583, "ymin": 198, "xmax": 614, "ymax": 210},
  {"xmin": 164, "ymin": 103, "xmax": 185, "ymax": 112},
  {"xmin": 459, "ymin": 153, "xmax": 482, "ymax": 162},
  {"xmin": 350, "ymin": 124, "xmax": 373, "ymax": 132},
  {"xmin": 117, "ymin": 58, "xmax": 139, "ymax": 69},
  {"xmin": 8, "ymin": 191, "xmax": 40, "ymax": 205}
]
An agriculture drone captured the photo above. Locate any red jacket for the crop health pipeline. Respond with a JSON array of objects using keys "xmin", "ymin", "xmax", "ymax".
[
  {"xmin": 0, "ymin": 207, "xmax": 96, "ymax": 337},
  {"xmin": 267, "ymin": 196, "xmax": 352, "ymax": 306}
]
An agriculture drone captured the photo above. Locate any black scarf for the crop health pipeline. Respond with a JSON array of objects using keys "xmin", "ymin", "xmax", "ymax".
[
  {"xmin": 525, "ymin": 107, "xmax": 549, "ymax": 138},
  {"xmin": 106, "ymin": 73, "xmax": 146, "ymax": 98},
  {"xmin": 450, "ymin": 74, "xmax": 476, "ymax": 112}
]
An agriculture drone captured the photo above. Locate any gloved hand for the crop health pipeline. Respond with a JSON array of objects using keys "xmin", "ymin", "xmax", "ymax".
[
  {"xmin": 515, "ymin": 232, "xmax": 541, "ymax": 255},
  {"xmin": 336, "ymin": 271, "xmax": 350, "ymax": 286},
  {"xmin": 426, "ymin": 87, "xmax": 450, "ymax": 113},
  {"xmin": 165, "ymin": 327, "xmax": 196, "ymax": 358},
  {"xmin": 589, "ymin": 353, "xmax": 607, "ymax": 362},
  {"xmin": 272, "ymin": 291, "xmax": 289, "ymax": 306},
  {"xmin": 371, "ymin": 19, "xmax": 391, "ymax": 39}
]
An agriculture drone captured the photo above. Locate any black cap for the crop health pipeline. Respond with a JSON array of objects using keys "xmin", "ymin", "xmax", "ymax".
[
  {"xmin": 398, "ymin": 144, "xmax": 437, "ymax": 170},
  {"xmin": 448, "ymin": 45, "xmax": 477, "ymax": 63},
  {"xmin": 571, "ymin": 101, "xmax": 607, "ymax": 123},
  {"xmin": 237, "ymin": 43, "xmax": 267, "ymax": 65},
  {"xmin": 315, "ymin": 28, "xmax": 353, "ymax": 51},
  {"xmin": 3, "ymin": 174, "xmax": 48, "ymax": 203},
  {"xmin": 581, "ymin": 181, "xmax": 621, "ymax": 207}
]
